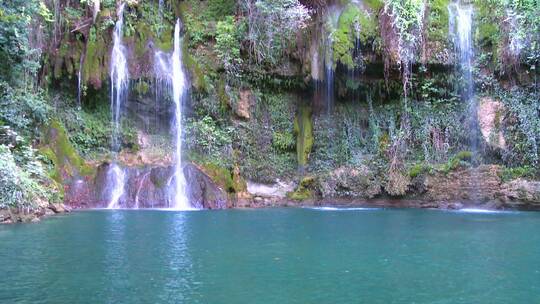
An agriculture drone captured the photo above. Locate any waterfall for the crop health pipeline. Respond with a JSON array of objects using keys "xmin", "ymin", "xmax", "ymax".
[
  {"xmin": 171, "ymin": 19, "xmax": 192, "ymax": 210},
  {"xmin": 134, "ymin": 172, "xmax": 150, "ymax": 209},
  {"xmin": 448, "ymin": 1, "xmax": 478, "ymax": 152},
  {"xmin": 158, "ymin": 0, "xmax": 164, "ymax": 18},
  {"xmin": 153, "ymin": 20, "xmax": 193, "ymax": 210},
  {"xmin": 324, "ymin": 36, "xmax": 335, "ymax": 114},
  {"xmin": 322, "ymin": 6, "xmax": 341, "ymax": 114},
  {"xmin": 449, "ymin": 1, "xmax": 481, "ymax": 200},
  {"xmin": 106, "ymin": 164, "xmax": 126, "ymax": 209},
  {"xmin": 107, "ymin": 3, "xmax": 128, "ymax": 209},
  {"xmin": 77, "ymin": 54, "xmax": 84, "ymax": 109},
  {"xmin": 110, "ymin": 3, "xmax": 129, "ymax": 152}
]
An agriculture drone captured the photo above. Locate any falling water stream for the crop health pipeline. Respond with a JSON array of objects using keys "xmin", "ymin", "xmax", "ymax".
[
  {"xmin": 449, "ymin": 1, "xmax": 481, "ymax": 199},
  {"xmin": 107, "ymin": 3, "xmax": 128, "ymax": 209},
  {"xmin": 110, "ymin": 3, "xmax": 129, "ymax": 152},
  {"xmin": 77, "ymin": 54, "xmax": 84, "ymax": 109},
  {"xmin": 153, "ymin": 20, "xmax": 193, "ymax": 210},
  {"xmin": 322, "ymin": 6, "xmax": 341, "ymax": 114},
  {"xmin": 449, "ymin": 1, "xmax": 478, "ymax": 152},
  {"xmin": 171, "ymin": 19, "xmax": 192, "ymax": 210}
]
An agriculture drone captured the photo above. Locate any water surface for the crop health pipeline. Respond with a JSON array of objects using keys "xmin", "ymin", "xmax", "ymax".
[{"xmin": 1, "ymin": 208, "xmax": 539, "ymax": 303}]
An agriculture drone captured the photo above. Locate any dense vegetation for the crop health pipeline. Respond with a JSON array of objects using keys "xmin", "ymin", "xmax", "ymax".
[{"xmin": 0, "ymin": 0, "xmax": 539, "ymax": 209}]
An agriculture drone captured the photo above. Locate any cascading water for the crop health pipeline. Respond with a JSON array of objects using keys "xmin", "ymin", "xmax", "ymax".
[
  {"xmin": 322, "ymin": 6, "xmax": 341, "ymax": 114},
  {"xmin": 106, "ymin": 164, "xmax": 126, "ymax": 209},
  {"xmin": 448, "ymin": 1, "xmax": 479, "ymax": 152},
  {"xmin": 449, "ymin": 1, "xmax": 481, "ymax": 199},
  {"xmin": 110, "ymin": 3, "xmax": 129, "ymax": 152},
  {"xmin": 134, "ymin": 172, "xmax": 150, "ymax": 209},
  {"xmin": 171, "ymin": 19, "xmax": 192, "ymax": 210},
  {"xmin": 107, "ymin": 3, "xmax": 128, "ymax": 209},
  {"xmin": 77, "ymin": 54, "xmax": 84, "ymax": 109},
  {"xmin": 153, "ymin": 20, "xmax": 193, "ymax": 210}
]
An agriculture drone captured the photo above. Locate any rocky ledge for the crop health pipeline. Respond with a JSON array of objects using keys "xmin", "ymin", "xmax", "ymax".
[
  {"xmin": 65, "ymin": 162, "xmax": 229, "ymax": 209},
  {"xmin": 58, "ymin": 161, "xmax": 540, "ymax": 212},
  {"xmin": 0, "ymin": 203, "xmax": 70, "ymax": 224},
  {"xmin": 233, "ymin": 165, "xmax": 540, "ymax": 211}
]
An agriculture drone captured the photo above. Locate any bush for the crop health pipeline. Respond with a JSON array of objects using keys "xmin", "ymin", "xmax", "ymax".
[
  {"xmin": 440, "ymin": 151, "xmax": 472, "ymax": 173},
  {"xmin": 0, "ymin": 145, "xmax": 60, "ymax": 209},
  {"xmin": 215, "ymin": 16, "xmax": 244, "ymax": 76},
  {"xmin": 0, "ymin": 82, "xmax": 52, "ymax": 135},
  {"xmin": 500, "ymin": 166, "xmax": 536, "ymax": 182},
  {"xmin": 185, "ymin": 115, "xmax": 233, "ymax": 163}
]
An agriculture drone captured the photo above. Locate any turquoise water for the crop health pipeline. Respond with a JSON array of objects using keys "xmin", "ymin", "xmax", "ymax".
[{"xmin": 1, "ymin": 208, "xmax": 540, "ymax": 303}]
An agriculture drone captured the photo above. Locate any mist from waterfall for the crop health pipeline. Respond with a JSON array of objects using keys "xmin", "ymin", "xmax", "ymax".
[{"xmin": 107, "ymin": 3, "xmax": 128, "ymax": 209}]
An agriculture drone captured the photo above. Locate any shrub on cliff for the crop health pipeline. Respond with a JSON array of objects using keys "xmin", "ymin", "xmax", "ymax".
[{"xmin": 0, "ymin": 144, "xmax": 60, "ymax": 209}]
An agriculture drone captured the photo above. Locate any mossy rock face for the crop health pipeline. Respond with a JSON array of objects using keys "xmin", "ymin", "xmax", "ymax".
[
  {"xmin": 332, "ymin": 4, "xmax": 379, "ymax": 69},
  {"xmin": 333, "ymin": 4, "xmax": 361, "ymax": 69},
  {"xmin": 84, "ymin": 33, "xmax": 109, "ymax": 89},
  {"xmin": 294, "ymin": 105, "xmax": 313, "ymax": 167},
  {"xmin": 41, "ymin": 120, "xmax": 95, "ymax": 184},
  {"xmin": 287, "ymin": 176, "xmax": 317, "ymax": 201},
  {"xmin": 198, "ymin": 162, "xmax": 243, "ymax": 193}
]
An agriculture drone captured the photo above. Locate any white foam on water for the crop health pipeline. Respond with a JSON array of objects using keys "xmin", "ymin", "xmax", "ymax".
[
  {"xmin": 457, "ymin": 208, "xmax": 515, "ymax": 214},
  {"xmin": 307, "ymin": 207, "xmax": 380, "ymax": 211}
]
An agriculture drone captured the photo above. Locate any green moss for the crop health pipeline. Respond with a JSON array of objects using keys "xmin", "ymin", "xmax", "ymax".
[
  {"xmin": 474, "ymin": 0, "xmax": 501, "ymax": 65},
  {"xmin": 200, "ymin": 162, "xmax": 236, "ymax": 193},
  {"xmin": 333, "ymin": 5, "xmax": 357, "ymax": 68},
  {"xmin": 41, "ymin": 120, "xmax": 95, "ymax": 184},
  {"xmin": 364, "ymin": 0, "xmax": 384, "ymax": 11},
  {"xmin": 294, "ymin": 105, "xmax": 313, "ymax": 167},
  {"xmin": 500, "ymin": 166, "xmax": 536, "ymax": 182},
  {"xmin": 83, "ymin": 32, "xmax": 108, "ymax": 88},
  {"xmin": 408, "ymin": 163, "xmax": 433, "ymax": 178},
  {"xmin": 287, "ymin": 176, "xmax": 316, "ymax": 201},
  {"xmin": 183, "ymin": 44, "xmax": 208, "ymax": 92},
  {"xmin": 332, "ymin": 4, "xmax": 379, "ymax": 68},
  {"xmin": 134, "ymin": 80, "xmax": 150, "ymax": 95},
  {"xmin": 156, "ymin": 27, "xmax": 173, "ymax": 52},
  {"xmin": 428, "ymin": 0, "xmax": 450, "ymax": 43},
  {"xmin": 440, "ymin": 151, "xmax": 473, "ymax": 174},
  {"xmin": 134, "ymin": 23, "xmax": 152, "ymax": 57}
]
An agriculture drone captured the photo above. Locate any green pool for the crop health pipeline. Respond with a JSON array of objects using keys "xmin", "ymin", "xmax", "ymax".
[{"xmin": 1, "ymin": 208, "xmax": 539, "ymax": 303}]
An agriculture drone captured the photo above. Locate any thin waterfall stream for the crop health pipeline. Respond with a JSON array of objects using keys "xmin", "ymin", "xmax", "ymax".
[
  {"xmin": 171, "ymin": 19, "xmax": 192, "ymax": 210},
  {"xmin": 153, "ymin": 19, "xmax": 194, "ymax": 210},
  {"xmin": 107, "ymin": 3, "xmax": 128, "ymax": 209},
  {"xmin": 449, "ymin": 1, "xmax": 477, "ymax": 151},
  {"xmin": 449, "ymin": 1, "xmax": 480, "ymax": 199}
]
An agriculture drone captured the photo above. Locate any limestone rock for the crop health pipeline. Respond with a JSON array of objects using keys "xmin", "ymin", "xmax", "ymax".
[
  {"xmin": 247, "ymin": 180, "xmax": 295, "ymax": 199},
  {"xmin": 478, "ymin": 97, "xmax": 506, "ymax": 150},
  {"xmin": 424, "ymin": 165, "xmax": 502, "ymax": 202},
  {"xmin": 76, "ymin": 162, "xmax": 230, "ymax": 209},
  {"xmin": 184, "ymin": 164, "xmax": 229, "ymax": 209},
  {"xmin": 235, "ymin": 89, "xmax": 252, "ymax": 120},
  {"xmin": 319, "ymin": 166, "xmax": 381, "ymax": 199},
  {"xmin": 501, "ymin": 179, "xmax": 540, "ymax": 208}
]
